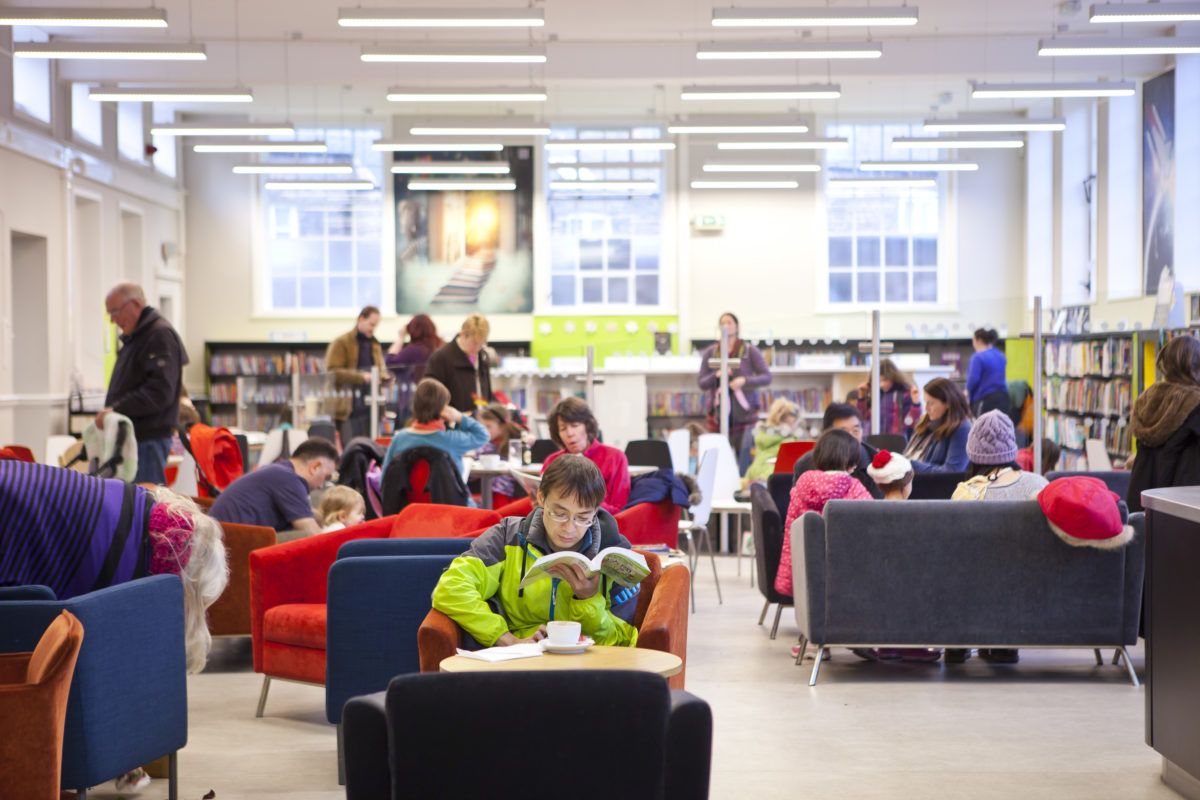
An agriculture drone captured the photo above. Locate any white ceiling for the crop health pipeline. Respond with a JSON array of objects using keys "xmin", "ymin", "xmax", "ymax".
[{"xmin": 17, "ymin": 0, "xmax": 1182, "ymax": 121}]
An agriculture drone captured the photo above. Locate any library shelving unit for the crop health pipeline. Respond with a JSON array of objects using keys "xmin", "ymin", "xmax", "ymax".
[{"xmin": 1041, "ymin": 333, "xmax": 1137, "ymax": 469}]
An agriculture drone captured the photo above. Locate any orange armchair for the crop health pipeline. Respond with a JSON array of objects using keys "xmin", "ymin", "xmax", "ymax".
[
  {"xmin": 0, "ymin": 610, "xmax": 85, "ymax": 800},
  {"xmin": 418, "ymin": 552, "xmax": 691, "ymax": 689},
  {"xmin": 208, "ymin": 522, "xmax": 276, "ymax": 638}
]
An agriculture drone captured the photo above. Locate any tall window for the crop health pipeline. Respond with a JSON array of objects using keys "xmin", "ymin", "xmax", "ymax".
[
  {"xmin": 546, "ymin": 125, "xmax": 665, "ymax": 308},
  {"xmin": 151, "ymin": 103, "xmax": 177, "ymax": 177},
  {"xmin": 12, "ymin": 27, "xmax": 50, "ymax": 123},
  {"xmin": 117, "ymin": 102, "xmax": 145, "ymax": 162},
  {"xmin": 260, "ymin": 128, "xmax": 384, "ymax": 312},
  {"xmin": 71, "ymin": 82, "xmax": 102, "ymax": 146},
  {"xmin": 824, "ymin": 123, "xmax": 941, "ymax": 305}
]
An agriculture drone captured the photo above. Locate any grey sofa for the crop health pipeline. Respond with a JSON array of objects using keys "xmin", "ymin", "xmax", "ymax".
[{"xmin": 790, "ymin": 499, "xmax": 1145, "ymax": 685}]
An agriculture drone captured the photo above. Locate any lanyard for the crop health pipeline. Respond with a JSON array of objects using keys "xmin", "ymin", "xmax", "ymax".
[{"xmin": 549, "ymin": 577, "xmax": 560, "ymax": 621}]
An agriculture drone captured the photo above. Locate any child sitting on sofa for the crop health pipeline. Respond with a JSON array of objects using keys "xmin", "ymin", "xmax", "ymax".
[{"xmin": 866, "ymin": 450, "xmax": 914, "ymax": 500}]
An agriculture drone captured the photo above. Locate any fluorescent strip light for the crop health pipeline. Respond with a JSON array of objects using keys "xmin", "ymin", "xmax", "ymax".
[
  {"xmin": 410, "ymin": 125, "xmax": 550, "ymax": 136},
  {"xmin": 544, "ymin": 139, "xmax": 675, "ymax": 151},
  {"xmin": 696, "ymin": 42, "xmax": 882, "ymax": 59},
  {"xmin": 712, "ymin": 6, "xmax": 918, "ymax": 26},
  {"xmin": 681, "ymin": 84, "xmax": 841, "ymax": 100},
  {"xmin": 151, "ymin": 122, "xmax": 295, "ymax": 136},
  {"xmin": 89, "ymin": 86, "xmax": 254, "ymax": 103},
  {"xmin": 1038, "ymin": 36, "xmax": 1200, "ymax": 55},
  {"xmin": 828, "ymin": 177, "xmax": 938, "ymax": 188},
  {"xmin": 1089, "ymin": 2, "xmax": 1200, "ymax": 22},
  {"xmin": 924, "ymin": 117, "xmax": 1065, "ymax": 132},
  {"xmin": 691, "ymin": 180, "xmax": 800, "ymax": 189},
  {"xmin": 859, "ymin": 160, "xmax": 979, "ymax": 171},
  {"xmin": 550, "ymin": 181, "xmax": 658, "ymax": 191},
  {"xmin": 361, "ymin": 45, "xmax": 546, "ymax": 63},
  {"xmin": 387, "ymin": 87, "xmax": 547, "ymax": 102},
  {"xmin": 717, "ymin": 138, "xmax": 848, "ymax": 150},
  {"xmin": 339, "ymin": 7, "xmax": 543, "ymax": 27},
  {"xmin": 391, "ymin": 162, "xmax": 511, "ymax": 174},
  {"xmin": 373, "ymin": 141, "xmax": 504, "ymax": 152},
  {"xmin": 264, "ymin": 180, "xmax": 375, "ymax": 191},
  {"xmin": 13, "ymin": 42, "xmax": 206, "ymax": 60},
  {"xmin": 702, "ymin": 163, "xmax": 821, "ymax": 172},
  {"xmin": 233, "ymin": 163, "xmax": 353, "ymax": 174},
  {"xmin": 0, "ymin": 6, "xmax": 168, "ymax": 27},
  {"xmin": 405, "ymin": 179, "xmax": 517, "ymax": 190},
  {"xmin": 668, "ymin": 120, "xmax": 809, "ymax": 134},
  {"xmin": 892, "ymin": 135, "xmax": 1025, "ymax": 149},
  {"xmin": 970, "ymin": 80, "xmax": 1135, "ymax": 98},
  {"xmin": 193, "ymin": 141, "xmax": 328, "ymax": 153}
]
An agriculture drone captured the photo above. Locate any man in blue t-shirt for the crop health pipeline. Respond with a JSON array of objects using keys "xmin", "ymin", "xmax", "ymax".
[{"xmin": 211, "ymin": 438, "xmax": 339, "ymax": 534}]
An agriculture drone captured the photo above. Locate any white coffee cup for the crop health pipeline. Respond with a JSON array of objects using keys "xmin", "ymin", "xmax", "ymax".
[
  {"xmin": 477, "ymin": 454, "xmax": 501, "ymax": 468},
  {"xmin": 546, "ymin": 620, "xmax": 582, "ymax": 646}
]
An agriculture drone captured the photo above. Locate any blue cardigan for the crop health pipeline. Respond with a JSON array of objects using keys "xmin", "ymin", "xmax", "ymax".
[
  {"xmin": 382, "ymin": 415, "xmax": 490, "ymax": 474},
  {"xmin": 910, "ymin": 420, "xmax": 972, "ymax": 473}
]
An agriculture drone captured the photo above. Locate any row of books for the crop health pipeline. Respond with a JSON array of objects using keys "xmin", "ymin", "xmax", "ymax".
[
  {"xmin": 1043, "ymin": 337, "xmax": 1132, "ymax": 378},
  {"xmin": 536, "ymin": 391, "xmax": 562, "ymax": 415},
  {"xmin": 209, "ymin": 352, "xmax": 326, "ymax": 376},
  {"xmin": 759, "ymin": 348, "xmax": 848, "ymax": 368},
  {"xmin": 648, "ymin": 391, "xmax": 706, "ymax": 418},
  {"xmin": 758, "ymin": 388, "xmax": 831, "ymax": 414},
  {"xmin": 1042, "ymin": 377, "xmax": 1133, "ymax": 418},
  {"xmin": 1044, "ymin": 412, "xmax": 1133, "ymax": 457}
]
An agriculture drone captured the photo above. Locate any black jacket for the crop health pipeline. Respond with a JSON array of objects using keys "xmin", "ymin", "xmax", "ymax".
[
  {"xmin": 104, "ymin": 307, "xmax": 188, "ymax": 441},
  {"xmin": 793, "ymin": 441, "xmax": 883, "ymax": 499},
  {"xmin": 1127, "ymin": 405, "xmax": 1200, "ymax": 513},
  {"xmin": 336, "ymin": 437, "xmax": 386, "ymax": 520},
  {"xmin": 424, "ymin": 339, "xmax": 496, "ymax": 413},
  {"xmin": 381, "ymin": 445, "xmax": 471, "ymax": 514}
]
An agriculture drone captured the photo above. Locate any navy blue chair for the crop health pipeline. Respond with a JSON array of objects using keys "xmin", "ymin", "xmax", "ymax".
[
  {"xmin": 326, "ymin": 552, "xmax": 461, "ymax": 784},
  {"xmin": 337, "ymin": 537, "xmax": 471, "ymax": 561},
  {"xmin": 767, "ymin": 471, "xmax": 793, "ymax": 521},
  {"xmin": 1046, "ymin": 470, "xmax": 1131, "ymax": 499},
  {"xmin": 0, "ymin": 575, "xmax": 187, "ymax": 800},
  {"xmin": 750, "ymin": 483, "xmax": 792, "ymax": 638},
  {"xmin": 909, "ymin": 471, "xmax": 967, "ymax": 500}
]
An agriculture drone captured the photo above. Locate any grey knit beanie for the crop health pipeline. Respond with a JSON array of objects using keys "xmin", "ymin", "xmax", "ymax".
[{"xmin": 966, "ymin": 409, "xmax": 1018, "ymax": 464}]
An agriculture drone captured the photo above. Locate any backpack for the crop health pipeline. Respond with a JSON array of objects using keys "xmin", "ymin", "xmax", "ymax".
[{"xmin": 381, "ymin": 445, "xmax": 471, "ymax": 514}]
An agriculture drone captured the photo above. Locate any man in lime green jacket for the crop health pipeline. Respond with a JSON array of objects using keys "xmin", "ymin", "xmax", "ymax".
[{"xmin": 432, "ymin": 455, "xmax": 640, "ymax": 647}]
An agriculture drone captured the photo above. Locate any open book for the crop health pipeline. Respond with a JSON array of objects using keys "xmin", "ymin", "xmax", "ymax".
[{"xmin": 517, "ymin": 547, "xmax": 650, "ymax": 589}]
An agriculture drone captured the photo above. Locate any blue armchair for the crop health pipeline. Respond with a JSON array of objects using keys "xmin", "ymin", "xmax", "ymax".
[{"xmin": 0, "ymin": 575, "xmax": 188, "ymax": 800}]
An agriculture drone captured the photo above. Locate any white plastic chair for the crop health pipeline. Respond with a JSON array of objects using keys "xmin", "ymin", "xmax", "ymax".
[
  {"xmin": 1085, "ymin": 438, "xmax": 1113, "ymax": 471},
  {"xmin": 697, "ymin": 433, "xmax": 741, "ymax": 504},
  {"xmin": 679, "ymin": 449, "xmax": 722, "ymax": 612},
  {"xmin": 666, "ymin": 427, "xmax": 691, "ymax": 475},
  {"xmin": 169, "ymin": 449, "xmax": 200, "ymax": 496},
  {"xmin": 258, "ymin": 428, "xmax": 308, "ymax": 468},
  {"xmin": 45, "ymin": 435, "xmax": 78, "ymax": 466}
]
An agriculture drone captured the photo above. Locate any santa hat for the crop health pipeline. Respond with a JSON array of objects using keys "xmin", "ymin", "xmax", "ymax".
[
  {"xmin": 867, "ymin": 450, "xmax": 912, "ymax": 485},
  {"xmin": 1037, "ymin": 476, "xmax": 1133, "ymax": 550}
]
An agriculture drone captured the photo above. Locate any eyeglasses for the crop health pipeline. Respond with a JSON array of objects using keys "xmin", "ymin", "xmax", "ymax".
[
  {"xmin": 106, "ymin": 298, "xmax": 134, "ymax": 318},
  {"xmin": 545, "ymin": 509, "xmax": 596, "ymax": 529}
]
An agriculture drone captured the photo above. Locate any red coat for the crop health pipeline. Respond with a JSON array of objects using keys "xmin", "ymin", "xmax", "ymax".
[{"xmin": 542, "ymin": 440, "xmax": 631, "ymax": 515}]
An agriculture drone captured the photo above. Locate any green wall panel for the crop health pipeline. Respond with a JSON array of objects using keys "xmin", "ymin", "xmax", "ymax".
[{"xmin": 530, "ymin": 316, "xmax": 680, "ymax": 367}]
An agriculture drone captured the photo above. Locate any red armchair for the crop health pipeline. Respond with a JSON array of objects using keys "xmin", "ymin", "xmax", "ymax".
[
  {"xmin": 614, "ymin": 498, "xmax": 683, "ymax": 548},
  {"xmin": 249, "ymin": 505, "xmax": 503, "ymax": 717},
  {"xmin": 417, "ymin": 552, "xmax": 691, "ymax": 689}
]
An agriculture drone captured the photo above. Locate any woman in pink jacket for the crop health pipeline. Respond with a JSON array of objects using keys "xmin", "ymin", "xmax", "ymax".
[{"xmin": 542, "ymin": 397, "xmax": 631, "ymax": 515}]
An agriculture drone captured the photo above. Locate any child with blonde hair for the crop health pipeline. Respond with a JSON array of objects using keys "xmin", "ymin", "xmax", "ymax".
[
  {"xmin": 317, "ymin": 485, "xmax": 366, "ymax": 532},
  {"xmin": 744, "ymin": 397, "xmax": 801, "ymax": 484}
]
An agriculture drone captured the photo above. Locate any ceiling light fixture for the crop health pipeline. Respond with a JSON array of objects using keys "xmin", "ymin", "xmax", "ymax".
[
  {"xmin": 923, "ymin": 117, "xmax": 1066, "ymax": 132},
  {"xmin": 390, "ymin": 162, "xmax": 512, "ymax": 174},
  {"xmin": 969, "ymin": 80, "xmax": 1136, "ymax": 98},
  {"xmin": 405, "ymin": 179, "xmax": 517, "ymax": 190},
  {"xmin": 264, "ymin": 180, "xmax": 375, "ymax": 191},
  {"xmin": 151, "ymin": 122, "xmax": 295, "ymax": 136},
  {"xmin": 1089, "ymin": 2, "xmax": 1200, "ymax": 22},
  {"xmin": 717, "ymin": 138, "xmax": 849, "ymax": 150},
  {"xmin": 89, "ymin": 86, "xmax": 254, "ymax": 102},
  {"xmin": 859, "ymin": 160, "xmax": 979, "ymax": 171},
  {"xmin": 681, "ymin": 84, "xmax": 841, "ymax": 100},
  {"xmin": 1038, "ymin": 37, "xmax": 1200, "ymax": 55},
  {"xmin": 702, "ymin": 163, "xmax": 821, "ymax": 172},
  {"xmin": 338, "ymin": 7, "xmax": 544, "ymax": 27},
  {"xmin": 233, "ymin": 163, "xmax": 353, "ymax": 174},
  {"xmin": 828, "ymin": 177, "xmax": 938, "ymax": 188},
  {"xmin": 193, "ymin": 141, "xmax": 328, "ymax": 153},
  {"xmin": 667, "ymin": 119, "xmax": 810, "ymax": 134},
  {"xmin": 892, "ymin": 135, "xmax": 1025, "ymax": 149},
  {"xmin": 549, "ymin": 181, "xmax": 659, "ymax": 191},
  {"xmin": 0, "ymin": 6, "xmax": 168, "ymax": 27},
  {"xmin": 690, "ymin": 180, "xmax": 800, "ymax": 189},
  {"xmin": 386, "ymin": 86, "xmax": 547, "ymax": 102},
  {"xmin": 410, "ymin": 125, "xmax": 550, "ymax": 136},
  {"xmin": 711, "ymin": 6, "xmax": 918, "ymax": 26},
  {"xmin": 544, "ymin": 139, "xmax": 676, "ymax": 151},
  {"xmin": 696, "ymin": 42, "xmax": 882, "ymax": 59},
  {"xmin": 373, "ymin": 141, "xmax": 505, "ymax": 152},
  {"xmin": 13, "ymin": 42, "xmax": 206, "ymax": 60},
  {"xmin": 361, "ymin": 45, "xmax": 546, "ymax": 63}
]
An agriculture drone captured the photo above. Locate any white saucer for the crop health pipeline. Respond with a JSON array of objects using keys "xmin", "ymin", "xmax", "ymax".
[{"xmin": 542, "ymin": 636, "xmax": 595, "ymax": 655}]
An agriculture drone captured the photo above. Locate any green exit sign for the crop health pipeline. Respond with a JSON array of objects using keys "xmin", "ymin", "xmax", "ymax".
[{"xmin": 692, "ymin": 215, "xmax": 725, "ymax": 230}]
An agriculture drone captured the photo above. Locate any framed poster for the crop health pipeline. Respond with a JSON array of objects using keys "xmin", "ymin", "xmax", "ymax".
[{"xmin": 1143, "ymin": 69, "xmax": 1175, "ymax": 296}]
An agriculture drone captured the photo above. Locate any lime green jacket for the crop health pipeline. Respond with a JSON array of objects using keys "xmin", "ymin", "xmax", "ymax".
[
  {"xmin": 431, "ymin": 509, "xmax": 640, "ymax": 647},
  {"xmin": 745, "ymin": 425, "xmax": 800, "ymax": 483}
]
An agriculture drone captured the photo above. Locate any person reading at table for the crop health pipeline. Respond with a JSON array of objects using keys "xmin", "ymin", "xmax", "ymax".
[{"xmin": 432, "ymin": 454, "xmax": 641, "ymax": 648}]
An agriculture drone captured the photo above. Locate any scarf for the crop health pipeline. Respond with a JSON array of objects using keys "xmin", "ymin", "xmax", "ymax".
[
  {"xmin": 411, "ymin": 420, "xmax": 447, "ymax": 432},
  {"xmin": 0, "ymin": 461, "xmax": 153, "ymax": 598},
  {"xmin": 1129, "ymin": 381, "xmax": 1200, "ymax": 447}
]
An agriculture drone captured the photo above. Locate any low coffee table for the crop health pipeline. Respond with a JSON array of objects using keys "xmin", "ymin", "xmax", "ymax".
[{"xmin": 439, "ymin": 645, "xmax": 682, "ymax": 678}]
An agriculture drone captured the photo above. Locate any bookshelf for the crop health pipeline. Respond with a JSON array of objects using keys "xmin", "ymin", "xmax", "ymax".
[{"xmin": 1041, "ymin": 333, "xmax": 1136, "ymax": 469}]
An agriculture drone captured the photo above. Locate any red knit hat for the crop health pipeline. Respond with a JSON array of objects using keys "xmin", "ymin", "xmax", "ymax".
[{"xmin": 1037, "ymin": 476, "xmax": 1133, "ymax": 549}]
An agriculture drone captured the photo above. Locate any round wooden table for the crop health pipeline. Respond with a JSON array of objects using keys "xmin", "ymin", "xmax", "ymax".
[{"xmin": 439, "ymin": 645, "xmax": 682, "ymax": 678}]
